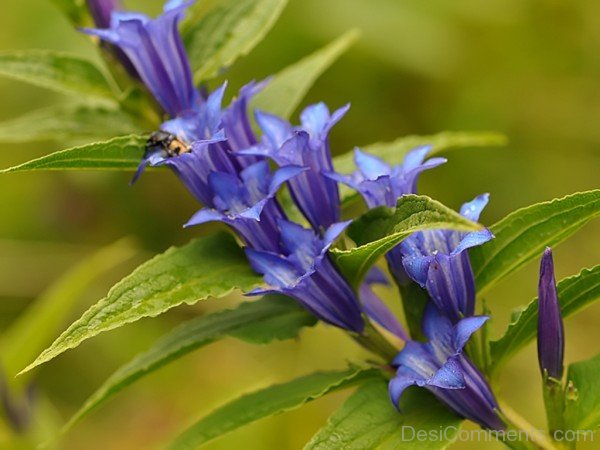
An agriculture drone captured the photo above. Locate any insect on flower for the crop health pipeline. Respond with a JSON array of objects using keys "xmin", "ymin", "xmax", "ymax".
[{"xmin": 144, "ymin": 131, "xmax": 192, "ymax": 160}]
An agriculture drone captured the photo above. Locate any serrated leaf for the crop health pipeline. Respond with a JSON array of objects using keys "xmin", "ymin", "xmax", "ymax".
[
  {"xmin": 185, "ymin": 0, "xmax": 288, "ymax": 82},
  {"xmin": 305, "ymin": 380, "xmax": 461, "ymax": 450},
  {"xmin": 0, "ymin": 104, "xmax": 141, "ymax": 143},
  {"xmin": 490, "ymin": 265, "xmax": 600, "ymax": 371},
  {"xmin": 331, "ymin": 195, "xmax": 481, "ymax": 287},
  {"xmin": 19, "ymin": 233, "xmax": 262, "ymax": 375},
  {"xmin": 0, "ymin": 239, "xmax": 137, "ymax": 380},
  {"xmin": 168, "ymin": 367, "xmax": 379, "ymax": 450},
  {"xmin": 565, "ymin": 353, "xmax": 600, "ymax": 431},
  {"xmin": 252, "ymin": 30, "xmax": 359, "ymax": 119},
  {"xmin": 0, "ymin": 135, "xmax": 146, "ymax": 174},
  {"xmin": 0, "ymin": 50, "xmax": 115, "ymax": 101},
  {"xmin": 64, "ymin": 296, "xmax": 316, "ymax": 430},
  {"xmin": 471, "ymin": 190, "xmax": 600, "ymax": 294}
]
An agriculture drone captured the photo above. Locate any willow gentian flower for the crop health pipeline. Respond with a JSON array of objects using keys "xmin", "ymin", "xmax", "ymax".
[
  {"xmin": 389, "ymin": 303, "xmax": 504, "ymax": 430},
  {"xmin": 398, "ymin": 194, "xmax": 494, "ymax": 322},
  {"xmin": 360, "ymin": 268, "xmax": 409, "ymax": 340},
  {"xmin": 184, "ymin": 161, "xmax": 305, "ymax": 252},
  {"xmin": 245, "ymin": 220, "xmax": 364, "ymax": 332},
  {"xmin": 245, "ymin": 103, "xmax": 349, "ymax": 230},
  {"xmin": 537, "ymin": 248, "xmax": 565, "ymax": 380},
  {"xmin": 83, "ymin": 1, "xmax": 199, "ymax": 118}
]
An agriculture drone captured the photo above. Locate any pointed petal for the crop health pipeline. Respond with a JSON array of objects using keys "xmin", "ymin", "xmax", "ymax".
[
  {"xmin": 460, "ymin": 193, "xmax": 490, "ymax": 222},
  {"xmin": 255, "ymin": 110, "xmax": 292, "ymax": 149},
  {"xmin": 428, "ymin": 356, "xmax": 466, "ymax": 389},
  {"xmin": 184, "ymin": 208, "xmax": 226, "ymax": 227},
  {"xmin": 354, "ymin": 148, "xmax": 391, "ymax": 178},
  {"xmin": 453, "ymin": 316, "xmax": 489, "ymax": 352}
]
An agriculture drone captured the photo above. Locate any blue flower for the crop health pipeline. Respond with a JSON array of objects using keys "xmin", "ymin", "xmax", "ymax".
[
  {"xmin": 398, "ymin": 194, "xmax": 494, "ymax": 322},
  {"xmin": 537, "ymin": 247, "xmax": 565, "ymax": 380},
  {"xmin": 327, "ymin": 146, "xmax": 446, "ymax": 208},
  {"xmin": 245, "ymin": 220, "xmax": 365, "ymax": 332},
  {"xmin": 389, "ymin": 303, "xmax": 504, "ymax": 430},
  {"xmin": 360, "ymin": 268, "xmax": 409, "ymax": 340},
  {"xmin": 243, "ymin": 103, "xmax": 349, "ymax": 230},
  {"xmin": 83, "ymin": 1, "xmax": 199, "ymax": 118},
  {"xmin": 184, "ymin": 161, "xmax": 306, "ymax": 252}
]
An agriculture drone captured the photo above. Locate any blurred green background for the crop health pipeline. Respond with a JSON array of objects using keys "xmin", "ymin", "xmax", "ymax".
[{"xmin": 0, "ymin": 0, "xmax": 598, "ymax": 449}]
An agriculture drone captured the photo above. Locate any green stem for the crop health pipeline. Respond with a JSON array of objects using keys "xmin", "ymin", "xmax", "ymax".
[
  {"xmin": 542, "ymin": 375, "xmax": 573, "ymax": 449},
  {"xmin": 499, "ymin": 401, "xmax": 558, "ymax": 450},
  {"xmin": 351, "ymin": 320, "xmax": 398, "ymax": 361}
]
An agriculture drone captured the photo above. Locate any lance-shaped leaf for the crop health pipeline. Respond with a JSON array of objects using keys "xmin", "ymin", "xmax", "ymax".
[
  {"xmin": 331, "ymin": 195, "xmax": 481, "ymax": 286},
  {"xmin": 0, "ymin": 50, "xmax": 116, "ymax": 101},
  {"xmin": 19, "ymin": 233, "xmax": 262, "ymax": 375},
  {"xmin": 490, "ymin": 265, "xmax": 600, "ymax": 372},
  {"xmin": 185, "ymin": 0, "xmax": 288, "ymax": 82},
  {"xmin": 252, "ymin": 30, "xmax": 359, "ymax": 119},
  {"xmin": 471, "ymin": 190, "xmax": 600, "ymax": 294},
  {"xmin": 564, "ymin": 353, "xmax": 600, "ymax": 431},
  {"xmin": 0, "ymin": 239, "xmax": 137, "ymax": 380},
  {"xmin": 305, "ymin": 380, "xmax": 461, "ymax": 450},
  {"xmin": 64, "ymin": 296, "xmax": 316, "ymax": 430},
  {"xmin": 1, "ymin": 135, "xmax": 146, "ymax": 174},
  {"xmin": 168, "ymin": 367, "xmax": 378, "ymax": 450},
  {"xmin": 0, "ymin": 105, "xmax": 141, "ymax": 143}
]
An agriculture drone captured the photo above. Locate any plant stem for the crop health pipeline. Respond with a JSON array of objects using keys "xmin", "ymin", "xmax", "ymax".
[
  {"xmin": 499, "ymin": 401, "xmax": 558, "ymax": 450},
  {"xmin": 351, "ymin": 321, "xmax": 398, "ymax": 361}
]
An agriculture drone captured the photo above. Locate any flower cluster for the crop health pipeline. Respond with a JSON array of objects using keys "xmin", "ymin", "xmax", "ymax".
[{"xmin": 86, "ymin": 0, "xmax": 520, "ymax": 432}]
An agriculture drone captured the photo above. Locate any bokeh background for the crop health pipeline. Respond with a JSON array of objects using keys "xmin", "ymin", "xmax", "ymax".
[{"xmin": 1, "ymin": 0, "xmax": 598, "ymax": 449}]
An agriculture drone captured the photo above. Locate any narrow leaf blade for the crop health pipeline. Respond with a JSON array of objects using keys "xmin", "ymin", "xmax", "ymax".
[
  {"xmin": 331, "ymin": 195, "xmax": 481, "ymax": 286},
  {"xmin": 19, "ymin": 233, "xmax": 262, "ymax": 375},
  {"xmin": 64, "ymin": 296, "xmax": 316, "ymax": 429},
  {"xmin": 490, "ymin": 265, "xmax": 600, "ymax": 371},
  {"xmin": 471, "ymin": 190, "xmax": 600, "ymax": 294},
  {"xmin": 1, "ymin": 135, "xmax": 146, "ymax": 174},
  {"xmin": 252, "ymin": 30, "xmax": 359, "ymax": 119},
  {"xmin": 305, "ymin": 380, "xmax": 461, "ymax": 450},
  {"xmin": 168, "ymin": 368, "xmax": 378, "ymax": 450},
  {"xmin": 185, "ymin": 0, "xmax": 288, "ymax": 82},
  {"xmin": 0, "ymin": 50, "xmax": 115, "ymax": 101}
]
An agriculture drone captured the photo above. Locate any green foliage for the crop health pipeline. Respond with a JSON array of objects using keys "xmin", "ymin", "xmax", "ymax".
[
  {"xmin": 49, "ymin": 0, "xmax": 90, "ymax": 26},
  {"xmin": 19, "ymin": 233, "xmax": 261, "ymax": 375},
  {"xmin": 252, "ymin": 30, "xmax": 359, "ymax": 119},
  {"xmin": 471, "ymin": 190, "xmax": 600, "ymax": 294},
  {"xmin": 565, "ymin": 353, "xmax": 600, "ymax": 430},
  {"xmin": 0, "ymin": 239, "xmax": 137, "ymax": 380},
  {"xmin": 64, "ymin": 297, "xmax": 316, "ymax": 430},
  {"xmin": 490, "ymin": 265, "xmax": 600, "ymax": 372},
  {"xmin": 0, "ymin": 50, "xmax": 115, "ymax": 102},
  {"xmin": 168, "ymin": 368, "xmax": 378, "ymax": 449},
  {"xmin": 0, "ymin": 135, "xmax": 146, "ymax": 173},
  {"xmin": 305, "ymin": 380, "xmax": 461, "ymax": 450},
  {"xmin": 0, "ymin": 105, "xmax": 141, "ymax": 143},
  {"xmin": 332, "ymin": 194, "xmax": 481, "ymax": 286},
  {"xmin": 185, "ymin": 0, "xmax": 289, "ymax": 83}
]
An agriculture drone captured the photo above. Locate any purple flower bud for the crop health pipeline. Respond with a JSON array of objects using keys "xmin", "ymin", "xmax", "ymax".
[{"xmin": 537, "ymin": 247, "xmax": 565, "ymax": 380}]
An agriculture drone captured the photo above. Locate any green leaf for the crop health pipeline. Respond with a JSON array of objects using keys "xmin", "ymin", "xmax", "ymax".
[
  {"xmin": 252, "ymin": 30, "xmax": 359, "ymax": 119},
  {"xmin": 490, "ymin": 265, "xmax": 600, "ymax": 371},
  {"xmin": 0, "ymin": 239, "xmax": 137, "ymax": 380},
  {"xmin": 0, "ymin": 50, "xmax": 115, "ymax": 101},
  {"xmin": 305, "ymin": 380, "xmax": 461, "ymax": 450},
  {"xmin": 185, "ymin": 0, "xmax": 288, "ymax": 82},
  {"xmin": 471, "ymin": 190, "xmax": 600, "ymax": 295},
  {"xmin": 565, "ymin": 353, "xmax": 600, "ymax": 431},
  {"xmin": 0, "ymin": 104, "xmax": 142, "ymax": 143},
  {"xmin": 19, "ymin": 233, "xmax": 261, "ymax": 375},
  {"xmin": 334, "ymin": 131, "xmax": 508, "ymax": 175},
  {"xmin": 168, "ymin": 367, "xmax": 378, "ymax": 450},
  {"xmin": 0, "ymin": 135, "xmax": 146, "ymax": 174},
  {"xmin": 64, "ymin": 296, "xmax": 316, "ymax": 430},
  {"xmin": 331, "ymin": 194, "xmax": 481, "ymax": 286}
]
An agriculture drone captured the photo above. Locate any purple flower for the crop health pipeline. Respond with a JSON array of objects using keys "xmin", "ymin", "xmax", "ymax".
[
  {"xmin": 87, "ymin": 0, "xmax": 121, "ymax": 28},
  {"xmin": 184, "ymin": 161, "xmax": 305, "ymax": 252},
  {"xmin": 245, "ymin": 220, "xmax": 365, "ymax": 332},
  {"xmin": 389, "ymin": 303, "xmax": 504, "ymax": 430},
  {"xmin": 398, "ymin": 194, "xmax": 494, "ymax": 322},
  {"xmin": 537, "ymin": 248, "xmax": 565, "ymax": 380},
  {"xmin": 360, "ymin": 268, "xmax": 409, "ymax": 340},
  {"xmin": 83, "ymin": 1, "xmax": 199, "ymax": 118},
  {"xmin": 327, "ymin": 146, "xmax": 446, "ymax": 209},
  {"xmin": 244, "ymin": 103, "xmax": 349, "ymax": 230}
]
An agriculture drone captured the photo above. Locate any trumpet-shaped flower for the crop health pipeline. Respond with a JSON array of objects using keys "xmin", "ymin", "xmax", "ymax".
[
  {"xmin": 245, "ymin": 220, "xmax": 364, "ymax": 332},
  {"xmin": 389, "ymin": 304, "xmax": 504, "ymax": 430}
]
